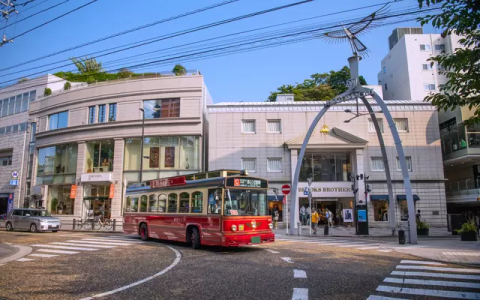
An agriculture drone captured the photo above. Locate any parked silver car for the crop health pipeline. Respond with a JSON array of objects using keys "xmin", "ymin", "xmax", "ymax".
[{"xmin": 5, "ymin": 208, "xmax": 61, "ymax": 232}]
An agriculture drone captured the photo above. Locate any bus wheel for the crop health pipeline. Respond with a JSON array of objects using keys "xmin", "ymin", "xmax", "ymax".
[
  {"xmin": 191, "ymin": 227, "xmax": 201, "ymax": 249},
  {"xmin": 140, "ymin": 223, "xmax": 149, "ymax": 241}
]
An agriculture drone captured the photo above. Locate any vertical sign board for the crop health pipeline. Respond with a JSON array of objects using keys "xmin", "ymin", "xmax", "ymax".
[
  {"xmin": 109, "ymin": 184, "xmax": 115, "ymax": 198},
  {"xmin": 70, "ymin": 185, "xmax": 77, "ymax": 199},
  {"xmin": 7, "ymin": 193, "xmax": 14, "ymax": 215}
]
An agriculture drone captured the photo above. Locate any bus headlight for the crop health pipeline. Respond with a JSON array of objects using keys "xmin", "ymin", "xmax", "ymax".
[
  {"xmin": 231, "ymin": 225, "xmax": 237, "ymax": 231},
  {"xmin": 269, "ymin": 223, "xmax": 273, "ymax": 229}
]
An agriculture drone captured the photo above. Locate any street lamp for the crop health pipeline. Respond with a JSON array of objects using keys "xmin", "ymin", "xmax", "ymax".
[{"xmin": 139, "ymin": 108, "xmax": 145, "ymax": 184}]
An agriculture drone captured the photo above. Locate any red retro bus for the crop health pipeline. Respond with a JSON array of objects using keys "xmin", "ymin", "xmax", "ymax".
[{"xmin": 123, "ymin": 170, "xmax": 275, "ymax": 249}]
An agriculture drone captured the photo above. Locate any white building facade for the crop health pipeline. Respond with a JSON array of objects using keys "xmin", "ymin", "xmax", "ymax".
[{"xmin": 208, "ymin": 95, "xmax": 447, "ymax": 229}]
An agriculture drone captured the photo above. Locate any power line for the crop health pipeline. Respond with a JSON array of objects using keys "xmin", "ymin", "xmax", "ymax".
[
  {"xmin": 0, "ymin": 0, "xmax": 241, "ymax": 71},
  {"xmin": 0, "ymin": 0, "xmax": 68, "ymax": 31}
]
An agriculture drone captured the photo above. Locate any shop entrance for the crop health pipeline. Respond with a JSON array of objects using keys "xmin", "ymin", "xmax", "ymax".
[
  {"xmin": 0, "ymin": 196, "xmax": 7, "ymax": 215},
  {"xmin": 268, "ymin": 201, "xmax": 283, "ymax": 222},
  {"xmin": 299, "ymin": 197, "xmax": 354, "ymax": 226},
  {"xmin": 82, "ymin": 184, "xmax": 113, "ymax": 220}
]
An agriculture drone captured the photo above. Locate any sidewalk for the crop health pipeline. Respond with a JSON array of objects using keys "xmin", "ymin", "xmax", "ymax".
[
  {"xmin": 273, "ymin": 226, "xmax": 451, "ymax": 237},
  {"xmin": 0, "ymin": 242, "xmax": 32, "ymax": 265}
]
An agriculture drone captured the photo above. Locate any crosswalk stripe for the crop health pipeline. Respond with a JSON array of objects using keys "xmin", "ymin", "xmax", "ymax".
[
  {"xmin": 396, "ymin": 265, "xmax": 480, "ymax": 273},
  {"xmin": 337, "ymin": 243, "xmax": 372, "ymax": 248},
  {"xmin": 366, "ymin": 296, "xmax": 408, "ymax": 300},
  {"xmin": 53, "ymin": 242, "xmax": 116, "ymax": 248},
  {"xmin": 376, "ymin": 285, "xmax": 480, "ymax": 299},
  {"xmin": 66, "ymin": 240, "xmax": 130, "ymax": 246},
  {"xmin": 356, "ymin": 246, "xmax": 381, "ymax": 250},
  {"xmin": 384, "ymin": 277, "xmax": 480, "ymax": 289},
  {"xmin": 400, "ymin": 260, "xmax": 445, "ymax": 265},
  {"xmin": 37, "ymin": 249, "xmax": 79, "ymax": 254},
  {"xmin": 81, "ymin": 238, "xmax": 143, "ymax": 244},
  {"xmin": 28, "ymin": 253, "xmax": 58, "ymax": 258},
  {"xmin": 31, "ymin": 244, "xmax": 99, "ymax": 251},
  {"xmin": 294, "ymin": 269, "xmax": 307, "ymax": 279},
  {"xmin": 265, "ymin": 249, "xmax": 280, "ymax": 254},
  {"xmin": 391, "ymin": 271, "xmax": 480, "ymax": 280},
  {"xmin": 377, "ymin": 249, "xmax": 391, "ymax": 253},
  {"xmin": 292, "ymin": 288, "xmax": 308, "ymax": 300},
  {"xmin": 16, "ymin": 258, "xmax": 34, "ymax": 262},
  {"xmin": 443, "ymin": 252, "xmax": 480, "ymax": 257}
]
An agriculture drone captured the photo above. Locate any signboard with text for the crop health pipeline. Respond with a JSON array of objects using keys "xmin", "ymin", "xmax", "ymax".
[
  {"xmin": 150, "ymin": 176, "xmax": 186, "ymax": 189},
  {"xmin": 226, "ymin": 177, "xmax": 267, "ymax": 188},
  {"xmin": 297, "ymin": 182, "xmax": 353, "ymax": 198},
  {"xmin": 70, "ymin": 185, "xmax": 77, "ymax": 199}
]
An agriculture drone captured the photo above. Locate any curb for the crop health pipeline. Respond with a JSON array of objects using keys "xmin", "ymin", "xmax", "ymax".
[{"xmin": 0, "ymin": 244, "xmax": 32, "ymax": 264}]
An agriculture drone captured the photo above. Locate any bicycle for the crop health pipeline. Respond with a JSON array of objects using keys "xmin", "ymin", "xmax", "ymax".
[
  {"xmin": 93, "ymin": 215, "xmax": 113, "ymax": 230},
  {"xmin": 75, "ymin": 218, "xmax": 93, "ymax": 230}
]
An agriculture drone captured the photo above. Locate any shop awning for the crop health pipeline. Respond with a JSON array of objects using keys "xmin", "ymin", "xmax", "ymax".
[
  {"xmin": 396, "ymin": 194, "xmax": 420, "ymax": 201},
  {"xmin": 370, "ymin": 195, "xmax": 389, "ymax": 201}
]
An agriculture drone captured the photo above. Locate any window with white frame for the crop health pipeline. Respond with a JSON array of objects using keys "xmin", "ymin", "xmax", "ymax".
[
  {"xmin": 420, "ymin": 44, "xmax": 431, "ymax": 51},
  {"xmin": 267, "ymin": 158, "xmax": 282, "ymax": 172},
  {"xmin": 435, "ymin": 44, "xmax": 445, "ymax": 51},
  {"xmin": 394, "ymin": 118, "xmax": 409, "ymax": 132},
  {"xmin": 422, "ymin": 64, "xmax": 433, "ymax": 71},
  {"xmin": 368, "ymin": 118, "xmax": 384, "ymax": 133},
  {"xmin": 396, "ymin": 156, "xmax": 412, "ymax": 171},
  {"xmin": 241, "ymin": 120, "xmax": 256, "ymax": 133},
  {"xmin": 371, "ymin": 157, "xmax": 385, "ymax": 171},
  {"xmin": 266, "ymin": 120, "xmax": 281, "ymax": 133},
  {"xmin": 241, "ymin": 158, "xmax": 256, "ymax": 172},
  {"xmin": 423, "ymin": 83, "xmax": 436, "ymax": 91}
]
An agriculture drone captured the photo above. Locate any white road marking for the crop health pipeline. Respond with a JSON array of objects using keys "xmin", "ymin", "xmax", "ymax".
[
  {"xmin": 293, "ymin": 269, "xmax": 307, "ymax": 278},
  {"xmin": 31, "ymin": 244, "xmax": 99, "ymax": 251},
  {"xmin": 400, "ymin": 260, "xmax": 445, "ymax": 265},
  {"xmin": 396, "ymin": 265, "xmax": 480, "ymax": 273},
  {"xmin": 292, "ymin": 288, "xmax": 308, "ymax": 300},
  {"xmin": 377, "ymin": 249, "xmax": 391, "ymax": 253},
  {"xmin": 66, "ymin": 240, "xmax": 129, "ymax": 246},
  {"xmin": 37, "ymin": 249, "xmax": 79, "ymax": 254},
  {"xmin": 366, "ymin": 296, "xmax": 409, "ymax": 300},
  {"xmin": 376, "ymin": 285, "xmax": 480, "ymax": 299},
  {"xmin": 384, "ymin": 277, "xmax": 480, "ymax": 289},
  {"xmin": 336, "ymin": 243, "xmax": 372, "ymax": 248},
  {"xmin": 16, "ymin": 258, "xmax": 34, "ymax": 262},
  {"xmin": 52, "ymin": 242, "xmax": 116, "ymax": 248},
  {"xmin": 282, "ymin": 257, "xmax": 294, "ymax": 263},
  {"xmin": 265, "ymin": 249, "xmax": 280, "ymax": 254},
  {"xmin": 356, "ymin": 246, "xmax": 381, "ymax": 250},
  {"xmin": 80, "ymin": 246, "xmax": 181, "ymax": 299},
  {"xmin": 81, "ymin": 238, "xmax": 143, "ymax": 244},
  {"xmin": 250, "ymin": 244, "xmax": 260, "ymax": 247},
  {"xmin": 443, "ymin": 252, "xmax": 480, "ymax": 257},
  {"xmin": 391, "ymin": 271, "xmax": 480, "ymax": 280},
  {"xmin": 28, "ymin": 253, "xmax": 58, "ymax": 258}
]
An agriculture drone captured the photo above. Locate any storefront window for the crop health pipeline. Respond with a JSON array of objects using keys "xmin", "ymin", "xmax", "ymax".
[
  {"xmin": 399, "ymin": 200, "xmax": 417, "ymax": 221},
  {"xmin": 180, "ymin": 136, "xmax": 199, "ymax": 170},
  {"xmin": 37, "ymin": 144, "xmax": 77, "ymax": 184},
  {"xmin": 143, "ymin": 98, "xmax": 180, "ymax": 119},
  {"xmin": 192, "ymin": 191, "xmax": 203, "ymax": 213},
  {"xmin": 48, "ymin": 185, "xmax": 74, "ymax": 215},
  {"xmin": 124, "ymin": 138, "xmax": 141, "ymax": 170},
  {"xmin": 373, "ymin": 200, "xmax": 389, "ymax": 221},
  {"xmin": 85, "ymin": 140, "xmax": 114, "ymax": 173},
  {"xmin": 299, "ymin": 153, "xmax": 351, "ymax": 182},
  {"xmin": 83, "ymin": 185, "xmax": 112, "ymax": 218},
  {"xmin": 168, "ymin": 193, "xmax": 177, "ymax": 212}
]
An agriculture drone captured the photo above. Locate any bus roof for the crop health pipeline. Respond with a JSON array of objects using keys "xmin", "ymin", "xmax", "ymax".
[{"xmin": 126, "ymin": 177, "xmax": 226, "ymax": 195}]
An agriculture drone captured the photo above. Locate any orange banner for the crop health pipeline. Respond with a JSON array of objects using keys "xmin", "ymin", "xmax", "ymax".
[
  {"xmin": 109, "ymin": 184, "xmax": 115, "ymax": 198},
  {"xmin": 70, "ymin": 185, "xmax": 77, "ymax": 199}
]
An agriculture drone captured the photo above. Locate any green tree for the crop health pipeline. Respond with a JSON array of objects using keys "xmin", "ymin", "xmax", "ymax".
[
  {"xmin": 118, "ymin": 68, "xmax": 133, "ymax": 78},
  {"xmin": 63, "ymin": 82, "xmax": 71, "ymax": 91},
  {"xmin": 172, "ymin": 64, "xmax": 186, "ymax": 76},
  {"xmin": 417, "ymin": 0, "xmax": 480, "ymax": 124},
  {"xmin": 18, "ymin": 78, "xmax": 28, "ymax": 83},
  {"xmin": 70, "ymin": 56, "xmax": 103, "ymax": 74},
  {"xmin": 267, "ymin": 66, "xmax": 367, "ymax": 101},
  {"xmin": 44, "ymin": 88, "xmax": 52, "ymax": 97}
]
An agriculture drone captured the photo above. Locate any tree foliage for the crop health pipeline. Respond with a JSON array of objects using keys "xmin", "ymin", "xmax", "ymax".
[
  {"xmin": 44, "ymin": 88, "xmax": 52, "ymax": 97},
  {"xmin": 118, "ymin": 68, "xmax": 134, "ymax": 78},
  {"xmin": 70, "ymin": 56, "xmax": 103, "ymax": 74},
  {"xmin": 18, "ymin": 78, "xmax": 28, "ymax": 83},
  {"xmin": 268, "ymin": 66, "xmax": 367, "ymax": 101},
  {"xmin": 417, "ymin": 0, "xmax": 480, "ymax": 124},
  {"xmin": 63, "ymin": 82, "xmax": 71, "ymax": 91},
  {"xmin": 172, "ymin": 64, "xmax": 186, "ymax": 76}
]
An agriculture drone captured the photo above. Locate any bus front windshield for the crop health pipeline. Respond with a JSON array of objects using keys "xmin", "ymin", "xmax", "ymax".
[{"xmin": 224, "ymin": 189, "xmax": 268, "ymax": 216}]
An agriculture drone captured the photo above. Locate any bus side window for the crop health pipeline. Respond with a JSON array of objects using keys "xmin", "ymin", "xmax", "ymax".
[
  {"xmin": 192, "ymin": 191, "xmax": 203, "ymax": 213},
  {"xmin": 207, "ymin": 189, "xmax": 220, "ymax": 214},
  {"xmin": 149, "ymin": 195, "xmax": 158, "ymax": 212},
  {"xmin": 140, "ymin": 195, "xmax": 148, "ymax": 212},
  {"xmin": 126, "ymin": 197, "xmax": 132, "ymax": 212},
  {"xmin": 179, "ymin": 192, "xmax": 190, "ymax": 213},
  {"xmin": 168, "ymin": 193, "xmax": 178, "ymax": 213},
  {"xmin": 158, "ymin": 194, "xmax": 167, "ymax": 212}
]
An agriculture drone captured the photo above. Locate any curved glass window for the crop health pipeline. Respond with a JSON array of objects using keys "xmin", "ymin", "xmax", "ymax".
[
  {"xmin": 158, "ymin": 194, "xmax": 167, "ymax": 212},
  {"xmin": 192, "ymin": 191, "xmax": 203, "ymax": 213},
  {"xmin": 179, "ymin": 192, "xmax": 189, "ymax": 213},
  {"xmin": 149, "ymin": 194, "xmax": 158, "ymax": 212},
  {"xmin": 140, "ymin": 195, "xmax": 148, "ymax": 212},
  {"xmin": 168, "ymin": 193, "xmax": 178, "ymax": 213}
]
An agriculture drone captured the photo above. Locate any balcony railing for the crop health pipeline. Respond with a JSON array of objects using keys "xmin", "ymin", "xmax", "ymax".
[{"xmin": 446, "ymin": 177, "xmax": 480, "ymax": 196}]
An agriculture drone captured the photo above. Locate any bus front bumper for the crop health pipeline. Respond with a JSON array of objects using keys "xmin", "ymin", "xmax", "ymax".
[{"xmin": 222, "ymin": 232, "xmax": 275, "ymax": 247}]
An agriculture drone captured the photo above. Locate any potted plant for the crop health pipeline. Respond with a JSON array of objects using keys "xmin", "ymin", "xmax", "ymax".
[
  {"xmin": 51, "ymin": 198, "xmax": 58, "ymax": 214},
  {"xmin": 87, "ymin": 158, "xmax": 93, "ymax": 173},
  {"xmin": 417, "ymin": 221, "xmax": 429, "ymax": 235},
  {"xmin": 44, "ymin": 88, "xmax": 52, "ymax": 96},
  {"xmin": 457, "ymin": 222, "xmax": 478, "ymax": 241}
]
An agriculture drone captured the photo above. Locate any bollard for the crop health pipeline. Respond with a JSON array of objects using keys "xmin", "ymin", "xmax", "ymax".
[
  {"xmin": 113, "ymin": 219, "xmax": 116, "ymax": 232},
  {"xmin": 73, "ymin": 218, "xmax": 76, "ymax": 230},
  {"xmin": 297, "ymin": 222, "xmax": 301, "ymax": 236},
  {"xmin": 324, "ymin": 224, "xmax": 329, "ymax": 236},
  {"xmin": 398, "ymin": 229, "xmax": 406, "ymax": 244}
]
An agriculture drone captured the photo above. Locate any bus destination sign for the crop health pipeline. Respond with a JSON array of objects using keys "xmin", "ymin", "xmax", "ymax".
[
  {"xmin": 150, "ymin": 176, "xmax": 186, "ymax": 188},
  {"xmin": 234, "ymin": 178, "xmax": 261, "ymax": 188}
]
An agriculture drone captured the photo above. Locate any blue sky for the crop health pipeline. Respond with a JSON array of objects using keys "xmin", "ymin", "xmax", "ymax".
[{"xmin": 1, "ymin": 0, "xmax": 437, "ymax": 102}]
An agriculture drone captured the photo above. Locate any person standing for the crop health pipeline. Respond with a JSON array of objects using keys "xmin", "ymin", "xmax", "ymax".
[
  {"xmin": 328, "ymin": 209, "xmax": 333, "ymax": 228},
  {"xmin": 300, "ymin": 205, "xmax": 306, "ymax": 226},
  {"xmin": 272, "ymin": 206, "xmax": 279, "ymax": 229},
  {"xmin": 311, "ymin": 208, "xmax": 319, "ymax": 234},
  {"xmin": 416, "ymin": 210, "xmax": 422, "ymax": 223},
  {"xmin": 306, "ymin": 206, "xmax": 311, "ymax": 226}
]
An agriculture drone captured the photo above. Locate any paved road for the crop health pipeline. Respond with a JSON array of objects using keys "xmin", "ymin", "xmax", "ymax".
[{"xmin": 0, "ymin": 230, "xmax": 479, "ymax": 300}]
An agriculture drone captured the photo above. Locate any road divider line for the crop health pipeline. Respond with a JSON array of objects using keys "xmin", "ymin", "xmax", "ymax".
[
  {"xmin": 356, "ymin": 246, "xmax": 380, "ymax": 250},
  {"xmin": 80, "ymin": 246, "xmax": 181, "ymax": 299},
  {"xmin": 293, "ymin": 269, "xmax": 307, "ymax": 278},
  {"xmin": 28, "ymin": 253, "xmax": 58, "ymax": 258},
  {"xmin": 396, "ymin": 265, "xmax": 480, "ymax": 273},
  {"xmin": 400, "ymin": 260, "xmax": 445, "ymax": 265},
  {"xmin": 265, "ymin": 249, "xmax": 280, "ymax": 254},
  {"xmin": 281, "ymin": 257, "xmax": 294, "ymax": 263},
  {"xmin": 376, "ymin": 285, "xmax": 480, "ymax": 299},
  {"xmin": 31, "ymin": 244, "xmax": 99, "ymax": 251},
  {"xmin": 37, "ymin": 249, "xmax": 79, "ymax": 254},
  {"xmin": 16, "ymin": 258, "xmax": 35, "ymax": 262},
  {"xmin": 384, "ymin": 277, "xmax": 480, "ymax": 289},
  {"xmin": 390, "ymin": 271, "xmax": 480, "ymax": 280},
  {"xmin": 292, "ymin": 288, "xmax": 308, "ymax": 300},
  {"xmin": 336, "ymin": 243, "xmax": 371, "ymax": 248},
  {"xmin": 52, "ymin": 242, "xmax": 116, "ymax": 248},
  {"xmin": 377, "ymin": 249, "xmax": 391, "ymax": 253}
]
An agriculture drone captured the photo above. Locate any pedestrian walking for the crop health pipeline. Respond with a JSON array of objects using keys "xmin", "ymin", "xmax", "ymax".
[
  {"xmin": 327, "ymin": 209, "xmax": 333, "ymax": 228},
  {"xmin": 416, "ymin": 210, "xmax": 421, "ymax": 223},
  {"xmin": 300, "ymin": 205, "xmax": 306, "ymax": 226},
  {"xmin": 272, "ymin": 207, "xmax": 279, "ymax": 229},
  {"xmin": 306, "ymin": 206, "xmax": 311, "ymax": 226},
  {"xmin": 311, "ymin": 208, "xmax": 319, "ymax": 234}
]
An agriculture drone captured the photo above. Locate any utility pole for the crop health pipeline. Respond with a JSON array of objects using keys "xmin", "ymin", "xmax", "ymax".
[
  {"xmin": 307, "ymin": 178, "xmax": 312, "ymax": 236},
  {"xmin": 0, "ymin": 0, "xmax": 18, "ymax": 47}
]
